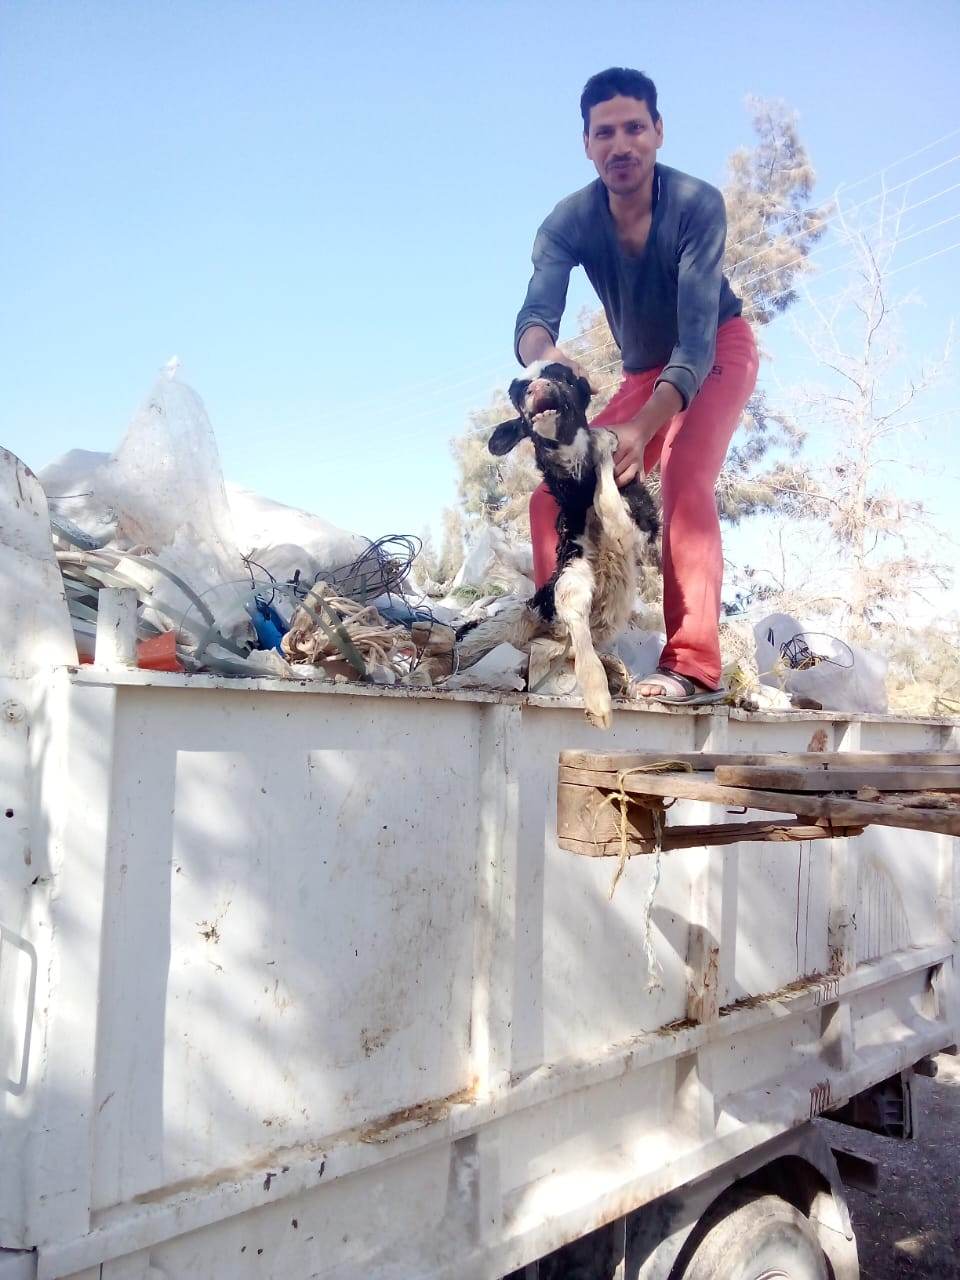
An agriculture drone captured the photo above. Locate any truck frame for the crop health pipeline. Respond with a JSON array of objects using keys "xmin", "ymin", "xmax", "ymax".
[{"xmin": 2, "ymin": 449, "xmax": 957, "ymax": 1279}]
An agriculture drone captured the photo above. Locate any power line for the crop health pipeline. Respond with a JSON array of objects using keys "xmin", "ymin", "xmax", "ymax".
[
  {"xmin": 888, "ymin": 236, "xmax": 960, "ymax": 278},
  {"xmin": 733, "ymin": 199, "xmax": 960, "ymax": 295},
  {"xmin": 565, "ymin": 150, "xmax": 960, "ymax": 353},
  {"xmin": 730, "ymin": 125, "xmax": 960, "ymax": 250},
  {"xmin": 589, "ymin": 227, "xmax": 957, "ymax": 399},
  {"xmin": 729, "ymin": 149, "xmax": 960, "ymax": 277},
  {"xmin": 354, "ymin": 131, "xmax": 960, "ymax": 407}
]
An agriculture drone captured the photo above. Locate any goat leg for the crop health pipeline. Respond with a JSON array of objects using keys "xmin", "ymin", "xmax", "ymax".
[
  {"xmin": 454, "ymin": 600, "xmax": 543, "ymax": 671},
  {"xmin": 554, "ymin": 558, "xmax": 612, "ymax": 730},
  {"xmin": 592, "ymin": 430, "xmax": 638, "ymax": 545}
]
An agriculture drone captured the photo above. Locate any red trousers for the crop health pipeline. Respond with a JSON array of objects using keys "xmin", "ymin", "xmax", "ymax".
[{"xmin": 529, "ymin": 316, "xmax": 759, "ymax": 689}]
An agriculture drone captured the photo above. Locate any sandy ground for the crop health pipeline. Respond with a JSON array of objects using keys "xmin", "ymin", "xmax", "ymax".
[{"xmin": 820, "ymin": 1052, "xmax": 960, "ymax": 1279}]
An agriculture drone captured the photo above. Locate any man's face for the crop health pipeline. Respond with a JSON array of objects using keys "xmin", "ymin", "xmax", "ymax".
[{"xmin": 583, "ymin": 95, "xmax": 663, "ymax": 197}]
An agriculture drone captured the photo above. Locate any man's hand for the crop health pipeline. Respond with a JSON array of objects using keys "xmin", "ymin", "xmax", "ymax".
[
  {"xmin": 540, "ymin": 346, "xmax": 593, "ymax": 386},
  {"xmin": 610, "ymin": 382, "xmax": 685, "ymax": 486},
  {"xmin": 610, "ymin": 420, "xmax": 653, "ymax": 487},
  {"xmin": 518, "ymin": 325, "xmax": 594, "ymax": 387}
]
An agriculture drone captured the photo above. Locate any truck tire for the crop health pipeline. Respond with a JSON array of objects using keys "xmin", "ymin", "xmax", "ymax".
[{"xmin": 673, "ymin": 1192, "xmax": 830, "ymax": 1280}]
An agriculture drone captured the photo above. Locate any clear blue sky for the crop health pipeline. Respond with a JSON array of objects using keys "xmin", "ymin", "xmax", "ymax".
[{"xmin": 2, "ymin": 0, "xmax": 958, "ymax": 567}]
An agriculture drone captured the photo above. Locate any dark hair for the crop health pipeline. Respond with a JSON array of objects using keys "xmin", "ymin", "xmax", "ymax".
[{"xmin": 580, "ymin": 67, "xmax": 660, "ymax": 132}]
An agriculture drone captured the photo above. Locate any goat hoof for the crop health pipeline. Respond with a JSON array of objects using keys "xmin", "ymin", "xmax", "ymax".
[
  {"xmin": 599, "ymin": 653, "xmax": 631, "ymax": 695},
  {"xmin": 585, "ymin": 703, "xmax": 613, "ymax": 730}
]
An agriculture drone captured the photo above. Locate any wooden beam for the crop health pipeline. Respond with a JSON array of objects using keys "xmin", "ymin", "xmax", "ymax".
[
  {"xmin": 559, "ymin": 749, "xmax": 960, "ymax": 772},
  {"xmin": 558, "ymin": 820, "xmax": 865, "ymax": 857},
  {"xmin": 556, "ymin": 765, "xmax": 960, "ymax": 836},
  {"xmin": 713, "ymin": 765, "xmax": 960, "ymax": 793},
  {"xmin": 557, "ymin": 779, "xmax": 660, "ymax": 847}
]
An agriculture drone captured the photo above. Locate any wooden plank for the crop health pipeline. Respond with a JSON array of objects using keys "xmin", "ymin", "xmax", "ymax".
[
  {"xmin": 713, "ymin": 765, "xmax": 960, "ymax": 793},
  {"xmin": 558, "ymin": 821, "xmax": 864, "ymax": 856},
  {"xmin": 556, "ymin": 765, "xmax": 960, "ymax": 836},
  {"xmin": 557, "ymin": 779, "xmax": 659, "ymax": 847},
  {"xmin": 857, "ymin": 791, "xmax": 957, "ymax": 808},
  {"xmin": 559, "ymin": 749, "xmax": 960, "ymax": 772}
]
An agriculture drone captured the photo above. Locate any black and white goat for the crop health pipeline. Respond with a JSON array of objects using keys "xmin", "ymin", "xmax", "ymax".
[{"xmin": 455, "ymin": 362, "xmax": 659, "ymax": 728}]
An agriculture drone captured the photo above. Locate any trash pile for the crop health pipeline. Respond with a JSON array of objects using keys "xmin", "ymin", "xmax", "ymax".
[
  {"xmin": 40, "ymin": 364, "xmax": 462, "ymax": 686},
  {"xmin": 33, "ymin": 363, "xmax": 889, "ymax": 713}
]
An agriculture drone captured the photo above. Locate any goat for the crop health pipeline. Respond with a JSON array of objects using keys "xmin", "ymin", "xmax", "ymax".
[{"xmin": 455, "ymin": 362, "xmax": 659, "ymax": 728}]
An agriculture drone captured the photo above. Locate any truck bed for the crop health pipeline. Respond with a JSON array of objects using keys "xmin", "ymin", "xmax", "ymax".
[{"xmin": 2, "ymin": 667, "xmax": 957, "ymax": 1279}]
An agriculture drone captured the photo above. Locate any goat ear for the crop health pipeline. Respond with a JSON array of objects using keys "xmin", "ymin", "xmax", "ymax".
[
  {"xmin": 575, "ymin": 375, "xmax": 593, "ymax": 409},
  {"xmin": 488, "ymin": 417, "xmax": 527, "ymax": 456}
]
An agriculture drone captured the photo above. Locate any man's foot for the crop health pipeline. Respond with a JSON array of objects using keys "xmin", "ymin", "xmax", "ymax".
[{"xmin": 630, "ymin": 667, "xmax": 726, "ymax": 706}]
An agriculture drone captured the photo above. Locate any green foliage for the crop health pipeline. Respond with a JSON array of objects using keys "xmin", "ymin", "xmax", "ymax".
[{"xmin": 724, "ymin": 97, "xmax": 828, "ymax": 325}]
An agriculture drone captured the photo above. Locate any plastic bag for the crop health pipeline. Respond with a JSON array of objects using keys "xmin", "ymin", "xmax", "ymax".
[
  {"xmin": 95, "ymin": 368, "xmax": 252, "ymax": 642},
  {"xmin": 754, "ymin": 612, "xmax": 888, "ymax": 714},
  {"xmin": 39, "ymin": 366, "xmax": 370, "ymax": 652},
  {"xmin": 615, "ymin": 626, "xmax": 665, "ymax": 679}
]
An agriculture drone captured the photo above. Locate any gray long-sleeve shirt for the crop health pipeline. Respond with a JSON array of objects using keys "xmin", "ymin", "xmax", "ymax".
[{"xmin": 514, "ymin": 163, "xmax": 742, "ymax": 408}]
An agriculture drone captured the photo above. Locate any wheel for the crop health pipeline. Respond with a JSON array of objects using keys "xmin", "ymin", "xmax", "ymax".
[{"xmin": 673, "ymin": 1193, "xmax": 829, "ymax": 1280}]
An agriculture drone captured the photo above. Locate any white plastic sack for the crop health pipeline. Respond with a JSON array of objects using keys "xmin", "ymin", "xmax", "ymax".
[
  {"xmin": 100, "ymin": 370, "xmax": 254, "ymax": 640},
  {"xmin": 39, "ymin": 451, "xmax": 366, "ymax": 595},
  {"xmin": 226, "ymin": 484, "xmax": 368, "ymax": 585},
  {"xmin": 754, "ymin": 612, "xmax": 888, "ymax": 714},
  {"xmin": 449, "ymin": 525, "xmax": 534, "ymax": 595},
  {"xmin": 38, "ymin": 448, "xmax": 117, "ymax": 544},
  {"xmin": 39, "ymin": 374, "xmax": 251, "ymax": 642}
]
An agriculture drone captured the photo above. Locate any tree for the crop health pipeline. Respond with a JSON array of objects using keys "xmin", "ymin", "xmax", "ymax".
[
  {"xmin": 754, "ymin": 196, "xmax": 954, "ymax": 642},
  {"xmin": 413, "ymin": 506, "xmax": 467, "ymax": 595},
  {"xmin": 451, "ymin": 98, "xmax": 829, "ymax": 550},
  {"xmin": 437, "ymin": 505, "xmax": 465, "ymax": 581},
  {"xmin": 886, "ymin": 618, "xmax": 960, "ymax": 716},
  {"xmin": 452, "ymin": 394, "xmax": 540, "ymax": 537}
]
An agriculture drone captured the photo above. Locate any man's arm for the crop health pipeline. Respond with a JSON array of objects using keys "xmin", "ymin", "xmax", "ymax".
[
  {"xmin": 518, "ymin": 324, "xmax": 561, "ymax": 366},
  {"xmin": 514, "ymin": 221, "xmax": 579, "ymax": 368},
  {"xmin": 611, "ymin": 187, "xmax": 727, "ymax": 486},
  {"xmin": 610, "ymin": 381, "xmax": 683, "ymax": 486},
  {"xmin": 654, "ymin": 185, "xmax": 728, "ymax": 408}
]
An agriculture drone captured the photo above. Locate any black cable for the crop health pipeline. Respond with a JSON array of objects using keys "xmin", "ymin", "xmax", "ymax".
[{"xmin": 780, "ymin": 632, "xmax": 856, "ymax": 671}]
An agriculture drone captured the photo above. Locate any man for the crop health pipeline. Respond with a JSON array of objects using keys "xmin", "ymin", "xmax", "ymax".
[{"xmin": 515, "ymin": 67, "xmax": 758, "ymax": 704}]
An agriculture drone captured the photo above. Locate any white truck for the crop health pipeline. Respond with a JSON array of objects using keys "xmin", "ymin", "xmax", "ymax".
[{"xmin": 2, "ymin": 448, "xmax": 958, "ymax": 1280}]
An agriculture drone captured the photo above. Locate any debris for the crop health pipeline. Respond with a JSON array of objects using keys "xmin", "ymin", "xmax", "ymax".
[
  {"xmin": 280, "ymin": 584, "xmax": 455, "ymax": 685},
  {"xmin": 24, "ymin": 368, "xmax": 894, "ymax": 714},
  {"xmin": 135, "ymin": 632, "xmax": 182, "ymax": 672},
  {"xmin": 33, "ymin": 366, "xmax": 458, "ymax": 684},
  {"xmin": 441, "ymin": 643, "xmax": 527, "ymax": 692}
]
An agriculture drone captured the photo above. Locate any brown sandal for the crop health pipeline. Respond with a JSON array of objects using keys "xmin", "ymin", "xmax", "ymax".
[{"xmin": 632, "ymin": 666, "xmax": 726, "ymax": 706}]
